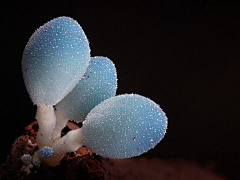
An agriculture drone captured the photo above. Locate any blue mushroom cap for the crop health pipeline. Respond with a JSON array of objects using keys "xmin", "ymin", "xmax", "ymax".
[
  {"xmin": 56, "ymin": 56, "xmax": 117, "ymax": 122},
  {"xmin": 82, "ymin": 94, "xmax": 168, "ymax": 159},
  {"xmin": 38, "ymin": 146, "xmax": 53, "ymax": 159},
  {"xmin": 22, "ymin": 16, "xmax": 90, "ymax": 106},
  {"xmin": 21, "ymin": 154, "xmax": 32, "ymax": 164},
  {"xmin": 32, "ymin": 159, "xmax": 41, "ymax": 167}
]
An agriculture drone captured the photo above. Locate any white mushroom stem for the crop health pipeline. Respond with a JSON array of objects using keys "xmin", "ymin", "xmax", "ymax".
[
  {"xmin": 32, "ymin": 150, "xmax": 42, "ymax": 163},
  {"xmin": 36, "ymin": 105, "xmax": 56, "ymax": 148},
  {"xmin": 52, "ymin": 110, "xmax": 69, "ymax": 142},
  {"xmin": 46, "ymin": 128, "xmax": 83, "ymax": 167}
]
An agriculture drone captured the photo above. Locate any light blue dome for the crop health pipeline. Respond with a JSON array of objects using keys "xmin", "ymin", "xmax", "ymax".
[
  {"xmin": 56, "ymin": 56, "xmax": 117, "ymax": 122},
  {"xmin": 22, "ymin": 16, "xmax": 90, "ymax": 106},
  {"xmin": 21, "ymin": 154, "xmax": 32, "ymax": 164},
  {"xmin": 82, "ymin": 94, "xmax": 168, "ymax": 159},
  {"xmin": 38, "ymin": 146, "xmax": 53, "ymax": 159}
]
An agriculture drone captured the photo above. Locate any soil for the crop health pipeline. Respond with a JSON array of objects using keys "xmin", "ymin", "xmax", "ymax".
[{"xmin": 0, "ymin": 121, "xmax": 227, "ymax": 180}]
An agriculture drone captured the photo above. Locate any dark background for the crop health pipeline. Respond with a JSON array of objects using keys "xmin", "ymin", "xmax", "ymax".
[{"xmin": 1, "ymin": 1, "xmax": 240, "ymax": 179}]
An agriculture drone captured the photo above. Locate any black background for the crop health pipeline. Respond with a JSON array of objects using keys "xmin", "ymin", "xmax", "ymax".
[{"xmin": 1, "ymin": 1, "xmax": 240, "ymax": 179}]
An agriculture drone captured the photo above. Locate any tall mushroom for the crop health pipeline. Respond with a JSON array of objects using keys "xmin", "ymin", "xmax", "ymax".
[{"xmin": 22, "ymin": 16, "xmax": 90, "ymax": 148}]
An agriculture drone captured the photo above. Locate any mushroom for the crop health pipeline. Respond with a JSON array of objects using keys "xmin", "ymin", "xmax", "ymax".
[
  {"xmin": 21, "ymin": 16, "xmax": 90, "ymax": 148},
  {"xmin": 52, "ymin": 56, "xmax": 117, "ymax": 141},
  {"xmin": 47, "ymin": 56, "xmax": 118, "ymax": 166},
  {"xmin": 56, "ymin": 56, "xmax": 117, "ymax": 123},
  {"xmin": 21, "ymin": 16, "xmax": 168, "ymax": 168},
  {"xmin": 82, "ymin": 94, "xmax": 168, "ymax": 158},
  {"xmin": 47, "ymin": 94, "xmax": 167, "ymax": 166}
]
